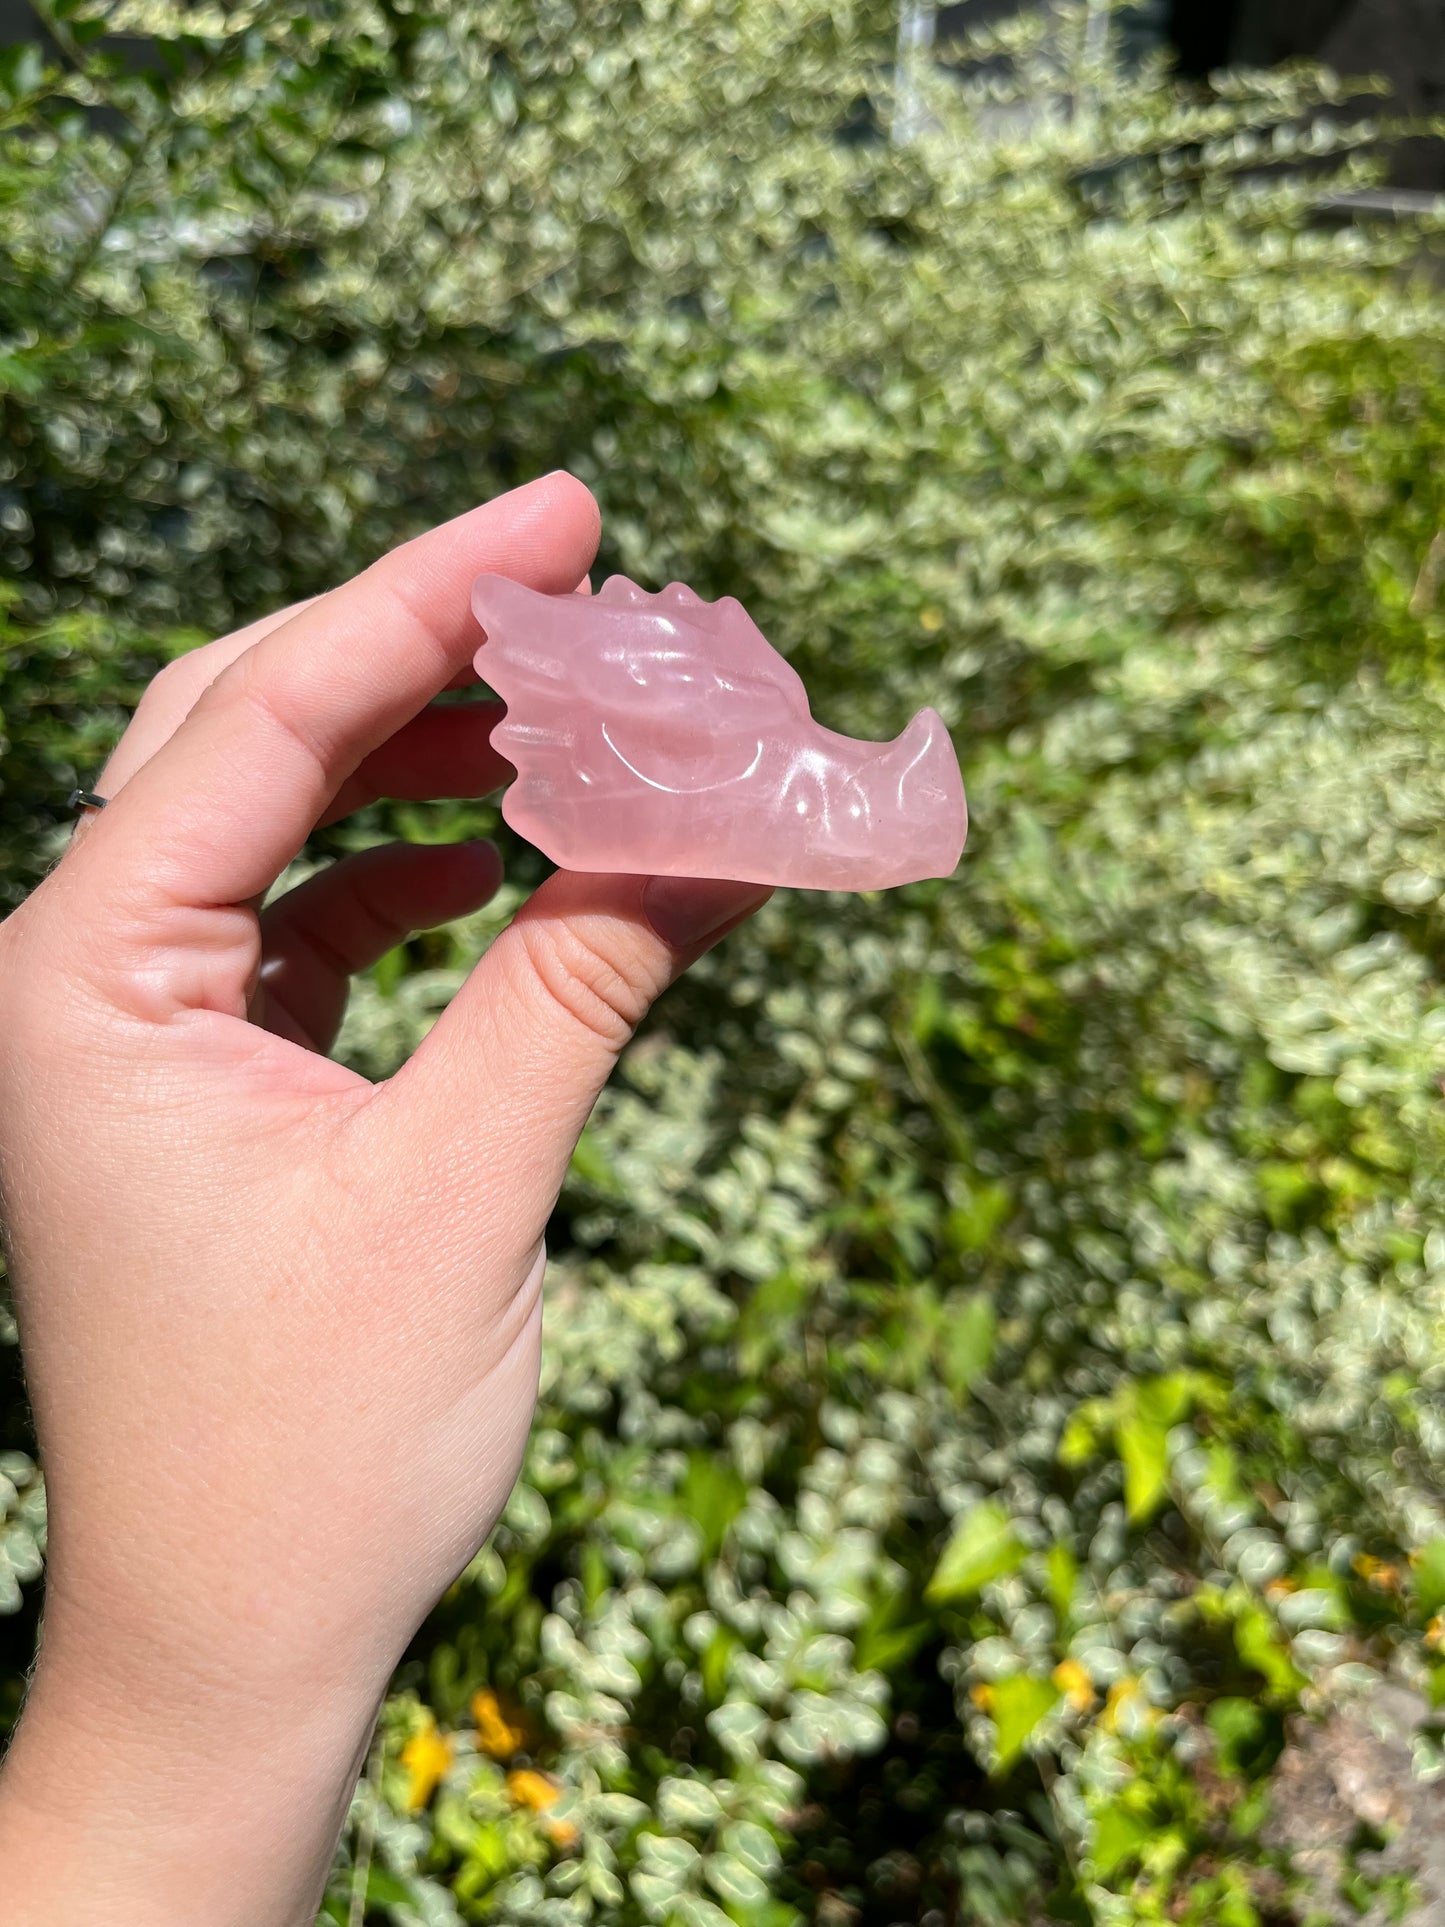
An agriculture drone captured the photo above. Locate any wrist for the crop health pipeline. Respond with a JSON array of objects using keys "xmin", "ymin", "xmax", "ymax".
[{"xmin": 0, "ymin": 1637, "xmax": 379, "ymax": 1927}]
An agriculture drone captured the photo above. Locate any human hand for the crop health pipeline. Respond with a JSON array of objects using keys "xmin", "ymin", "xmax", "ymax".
[{"xmin": 0, "ymin": 474, "xmax": 769, "ymax": 1925}]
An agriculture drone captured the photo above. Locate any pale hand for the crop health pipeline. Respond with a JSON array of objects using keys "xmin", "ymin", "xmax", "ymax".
[{"xmin": 0, "ymin": 475, "xmax": 768, "ymax": 1925}]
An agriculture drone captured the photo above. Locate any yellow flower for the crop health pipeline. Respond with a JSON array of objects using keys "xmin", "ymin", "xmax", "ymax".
[
  {"xmin": 1052, "ymin": 1658, "xmax": 1096, "ymax": 1713},
  {"xmin": 1425, "ymin": 1614, "xmax": 1445, "ymax": 1651},
  {"xmin": 507, "ymin": 1768, "xmax": 562, "ymax": 1812},
  {"xmin": 471, "ymin": 1688, "xmax": 527, "ymax": 1761},
  {"xmin": 1353, "ymin": 1553, "xmax": 1404, "ymax": 1593},
  {"xmin": 400, "ymin": 1721, "xmax": 452, "ymax": 1811},
  {"xmin": 1100, "ymin": 1677, "xmax": 1146, "ymax": 1734},
  {"xmin": 919, "ymin": 606, "xmax": 945, "ymax": 633},
  {"xmin": 969, "ymin": 1683, "xmax": 995, "ymax": 1712}
]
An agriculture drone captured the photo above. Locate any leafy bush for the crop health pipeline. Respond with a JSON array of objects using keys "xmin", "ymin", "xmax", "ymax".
[{"xmin": 3, "ymin": 3, "xmax": 1445, "ymax": 1922}]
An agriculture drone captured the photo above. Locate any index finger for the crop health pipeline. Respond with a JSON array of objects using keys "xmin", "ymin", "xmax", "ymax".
[
  {"xmin": 98, "ymin": 594, "xmax": 324, "ymax": 800},
  {"xmin": 74, "ymin": 474, "xmax": 599, "ymax": 928}
]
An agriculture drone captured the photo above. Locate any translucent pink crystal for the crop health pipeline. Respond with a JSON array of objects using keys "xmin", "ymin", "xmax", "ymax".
[{"xmin": 469, "ymin": 574, "xmax": 967, "ymax": 891}]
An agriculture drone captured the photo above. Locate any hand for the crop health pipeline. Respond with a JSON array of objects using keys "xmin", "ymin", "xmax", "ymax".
[{"xmin": 0, "ymin": 474, "xmax": 769, "ymax": 1925}]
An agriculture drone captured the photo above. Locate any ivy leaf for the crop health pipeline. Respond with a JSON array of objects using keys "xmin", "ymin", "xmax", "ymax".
[
  {"xmin": 631, "ymin": 1870, "xmax": 679, "ymax": 1922},
  {"xmin": 705, "ymin": 1851, "xmax": 770, "ymax": 1908}
]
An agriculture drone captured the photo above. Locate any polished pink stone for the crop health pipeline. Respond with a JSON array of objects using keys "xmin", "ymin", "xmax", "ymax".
[{"xmin": 469, "ymin": 573, "xmax": 967, "ymax": 891}]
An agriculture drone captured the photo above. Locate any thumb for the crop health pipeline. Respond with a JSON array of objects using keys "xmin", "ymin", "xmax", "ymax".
[{"xmin": 377, "ymin": 869, "xmax": 770, "ymax": 1239}]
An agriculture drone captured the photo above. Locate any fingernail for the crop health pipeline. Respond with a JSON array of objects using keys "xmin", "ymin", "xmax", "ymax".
[{"xmin": 642, "ymin": 876, "xmax": 771, "ymax": 951}]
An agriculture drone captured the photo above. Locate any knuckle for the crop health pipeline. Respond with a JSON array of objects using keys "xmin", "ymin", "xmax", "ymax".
[
  {"xmin": 124, "ymin": 650, "xmax": 217, "ymax": 754},
  {"xmin": 139, "ymin": 649, "xmax": 205, "ymax": 716},
  {"xmin": 221, "ymin": 649, "xmax": 333, "ymax": 776},
  {"xmin": 350, "ymin": 872, "xmax": 410, "ymax": 954},
  {"xmin": 514, "ymin": 919, "xmax": 658, "ymax": 1054},
  {"xmin": 145, "ymin": 652, "xmax": 189, "ymax": 697}
]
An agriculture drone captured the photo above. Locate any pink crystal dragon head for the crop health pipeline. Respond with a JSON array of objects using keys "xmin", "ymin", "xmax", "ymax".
[{"xmin": 470, "ymin": 574, "xmax": 967, "ymax": 892}]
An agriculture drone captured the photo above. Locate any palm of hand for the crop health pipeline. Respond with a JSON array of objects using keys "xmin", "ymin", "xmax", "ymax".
[{"xmin": 0, "ymin": 475, "xmax": 769, "ymax": 1927}]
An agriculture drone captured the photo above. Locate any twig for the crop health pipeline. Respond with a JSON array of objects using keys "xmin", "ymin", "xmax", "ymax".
[
  {"xmin": 347, "ymin": 1725, "xmax": 385, "ymax": 1927},
  {"xmin": 1410, "ymin": 530, "xmax": 1445, "ymax": 619}
]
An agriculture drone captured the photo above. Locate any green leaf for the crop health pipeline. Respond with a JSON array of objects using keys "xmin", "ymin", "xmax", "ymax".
[
  {"xmin": 1059, "ymin": 1398, "xmax": 1112, "ymax": 1469},
  {"xmin": 675, "ymin": 1894, "xmax": 735, "ymax": 1927},
  {"xmin": 1111, "ymin": 1373, "xmax": 1204, "ymax": 1523},
  {"xmin": 1233, "ymin": 1601, "xmax": 1307, "ymax": 1702},
  {"xmin": 926, "ymin": 1501, "xmax": 1026, "ymax": 1604},
  {"xmin": 854, "ymin": 1619, "xmax": 932, "ymax": 1673},
  {"xmin": 944, "ymin": 1185, "xmax": 1012, "ymax": 1254},
  {"xmin": 1090, "ymin": 1800, "xmax": 1154, "ymax": 1877},
  {"xmin": 854, "ymin": 1579, "xmax": 931, "ymax": 1673},
  {"xmin": 568, "ymin": 1125, "xmax": 623, "ymax": 1197},
  {"xmin": 659, "ymin": 1774, "xmax": 722, "ymax": 1830},
  {"xmin": 679, "ymin": 1453, "xmax": 748, "ymax": 1559},
  {"xmin": 1134, "ymin": 1373, "xmax": 1199, "ymax": 1428},
  {"xmin": 701, "ymin": 1626, "xmax": 741, "ymax": 1704},
  {"xmin": 364, "ymin": 1866, "xmax": 415, "ymax": 1906},
  {"xmin": 372, "ymin": 943, "xmax": 406, "ymax": 999},
  {"xmin": 637, "ymin": 1833, "xmax": 701, "ymax": 1883},
  {"xmin": 940, "ymin": 1291, "xmax": 996, "ymax": 1395},
  {"xmin": 631, "ymin": 1870, "xmax": 679, "ymax": 1922},
  {"xmin": 1046, "ymin": 1542, "xmax": 1079, "ymax": 1627},
  {"xmin": 1116, "ymin": 1411, "xmax": 1171, "ymax": 1524},
  {"xmin": 1207, "ymin": 1697, "xmax": 1284, "ymax": 1779},
  {"xmin": 1415, "ymin": 1538, "xmax": 1445, "ymax": 1619},
  {"xmin": 705, "ymin": 1851, "xmax": 770, "ymax": 1908},
  {"xmin": 737, "ymin": 1269, "xmax": 809, "ymax": 1373},
  {"xmin": 707, "ymin": 1699, "xmax": 769, "ymax": 1761},
  {"xmin": 720, "ymin": 1821, "xmax": 781, "ymax": 1880},
  {"xmin": 989, "ymin": 1674, "xmax": 1060, "ymax": 1770}
]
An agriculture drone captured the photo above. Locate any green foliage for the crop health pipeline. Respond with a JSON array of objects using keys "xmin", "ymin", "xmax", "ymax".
[
  {"xmin": 928, "ymin": 1501, "xmax": 1027, "ymax": 1605},
  {"xmin": 988, "ymin": 1674, "xmax": 1061, "ymax": 1772},
  {"xmin": 3, "ymin": 2, "xmax": 1445, "ymax": 1923}
]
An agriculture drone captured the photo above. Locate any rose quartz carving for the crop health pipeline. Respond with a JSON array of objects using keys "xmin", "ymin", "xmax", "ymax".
[{"xmin": 469, "ymin": 573, "xmax": 967, "ymax": 891}]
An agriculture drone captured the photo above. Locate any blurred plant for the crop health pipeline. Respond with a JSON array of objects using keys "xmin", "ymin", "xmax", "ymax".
[{"xmin": 2, "ymin": 2, "xmax": 1445, "ymax": 1923}]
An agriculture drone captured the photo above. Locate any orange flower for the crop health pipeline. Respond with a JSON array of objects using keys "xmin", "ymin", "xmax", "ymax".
[
  {"xmin": 1052, "ymin": 1658, "xmax": 1096, "ymax": 1713},
  {"xmin": 400, "ymin": 1721, "xmax": 452, "ymax": 1811},
  {"xmin": 471, "ymin": 1688, "xmax": 527, "ymax": 1761},
  {"xmin": 969, "ymin": 1683, "xmax": 995, "ymax": 1712},
  {"xmin": 507, "ymin": 1768, "xmax": 561, "ymax": 1812},
  {"xmin": 503, "ymin": 1766, "xmax": 578, "ymax": 1847}
]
